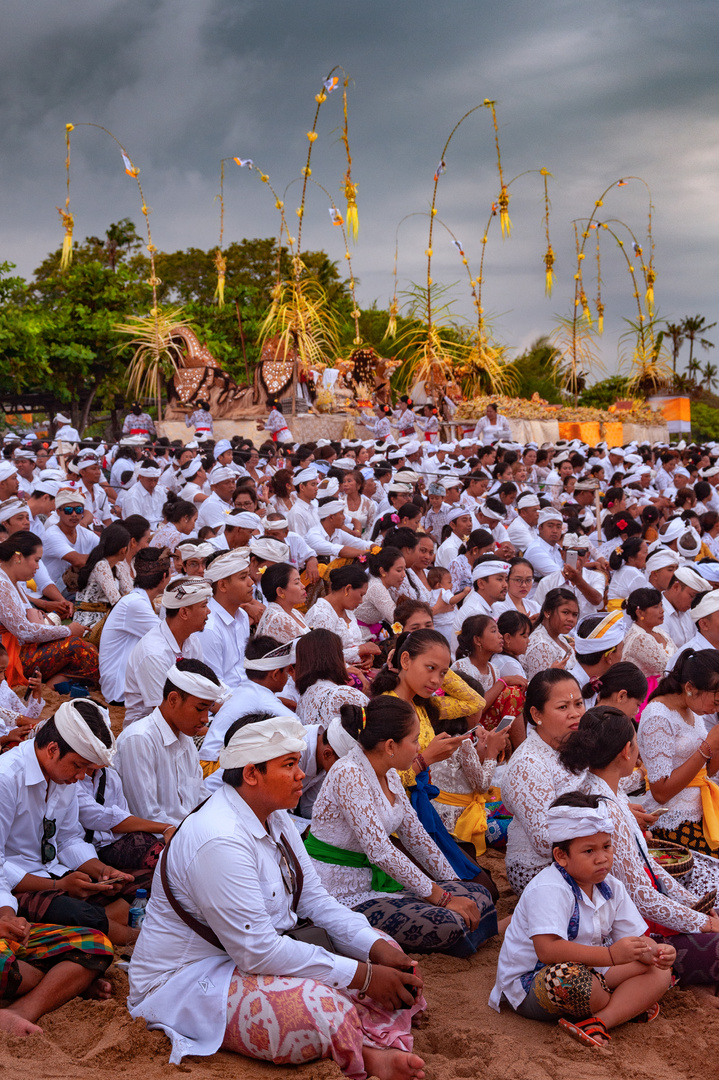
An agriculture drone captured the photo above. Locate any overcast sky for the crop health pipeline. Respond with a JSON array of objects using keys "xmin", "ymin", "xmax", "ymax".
[{"xmin": 1, "ymin": 0, "xmax": 718, "ymax": 378}]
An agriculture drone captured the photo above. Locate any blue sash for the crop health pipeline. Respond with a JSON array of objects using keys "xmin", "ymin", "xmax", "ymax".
[{"xmin": 408, "ymin": 771, "xmax": 483, "ymax": 881}]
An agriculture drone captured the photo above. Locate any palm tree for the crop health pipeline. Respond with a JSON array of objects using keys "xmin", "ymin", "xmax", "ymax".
[
  {"xmin": 664, "ymin": 321, "xmax": 685, "ymax": 378},
  {"xmin": 703, "ymin": 362, "xmax": 718, "ymax": 393},
  {"xmin": 682, "ymin": 314, "xmax": 716, "ymax": 378},
  {"xmin": 687, "ymin": 356, "xmax": 702, "ymax": 384}
]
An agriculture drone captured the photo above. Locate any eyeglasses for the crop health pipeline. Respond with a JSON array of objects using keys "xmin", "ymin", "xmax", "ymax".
[
  {"xmin": 41, "ymin": 816, "xmax": 57, "ymax": 864},
  {"xmin": 510, "ymin": 577, "xmax": 533, "ymax": 586},
  {"xmin": 61, "ymin": 506, "xmax": 84, "ymax": 516}
]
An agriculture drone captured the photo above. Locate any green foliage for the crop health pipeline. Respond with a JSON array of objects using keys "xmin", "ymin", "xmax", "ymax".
[
  {"xmin": 691, "ymin": 401, "xmax": 719, "ymax": 442},
  {"xmin": 504, "ymin": 337, "xmax": 563, "ymax": 403},
  {"xmin": 579, "ymin": 375, "xmax": 631, "ymax": 409}
]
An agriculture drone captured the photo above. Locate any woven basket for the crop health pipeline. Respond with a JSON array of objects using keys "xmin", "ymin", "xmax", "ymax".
[{"xmin": 647, "ymin": 839, "xmax": 694, "ymax": 878}]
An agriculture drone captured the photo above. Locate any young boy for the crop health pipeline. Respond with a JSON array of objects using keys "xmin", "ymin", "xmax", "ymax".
[
  {"xmin": 490, "ymin": 793, "xmax": 675, "ymax": 1047},
  {"xmin": 422, "ymin": 483, "xmax": 449, "ymax": 543},
  {"xmin": 427, "ymin": 566, "xmax": 470, "ymax": 646}
]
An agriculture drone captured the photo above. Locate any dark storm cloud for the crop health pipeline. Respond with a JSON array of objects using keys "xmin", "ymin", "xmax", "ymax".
[{"xmin": 1, "ymin": 0, "xmax": 718, "ymax": 373}]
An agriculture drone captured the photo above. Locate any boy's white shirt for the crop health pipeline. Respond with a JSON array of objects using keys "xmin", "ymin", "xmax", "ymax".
[{"xmin": 489, "ymin": 862, "xmax": 647, "ymax": 1011}]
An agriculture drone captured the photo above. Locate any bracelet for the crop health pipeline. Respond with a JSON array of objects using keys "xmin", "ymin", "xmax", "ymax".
[
  {"xmin": 607, "ymin": 945, "xmax": 615, "ymax": 965},
  {"xmin": 699, "ymin": 740, "xmax": 713, "ymax": 761},
  {"xmin": 414, "ymin": 753, "xmax": 428, "ymax": 774},
  {"xmin": 358, "ymin": 959, "xmax": 373, "ymax": 999},
  {"xmin": 162, "ymin": 826, "xmax": 174, "ymax": 836},
  {"xmin": 438, "ymin": 890, "xmax": 452, "ymax": 908},
  {"xmin": 496, "ymin": 678, "xmax": 507, "ymax": 690}
]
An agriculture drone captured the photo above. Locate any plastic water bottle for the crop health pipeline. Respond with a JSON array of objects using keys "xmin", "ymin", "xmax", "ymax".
[{"xmin": 129, "ymin": 888, "xmax": 148, "ymax": 929}]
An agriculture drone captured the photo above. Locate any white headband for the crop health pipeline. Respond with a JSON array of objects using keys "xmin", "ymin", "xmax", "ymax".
[
  {"xmin": 162, "ymin": 577, "xmax": 213, "ymax": 608},
  {"xmin": 691, "ymin": 590, "xmax": 719, "ymax": 622},
  {"xmin": 219, "ymin": 717, "xmax": 307, "ymax": 769},
  {"xmin": 204, "ymin": 550, "xmax": 251, "ymax": 582},
  {"xmin": 244, "ymin": 640, "xmax": 296, "ymax": 671},
  {"xmin": 477, "ymin": 503, "xmax": 504, "ymax": 522},
  {"xmin": 696, "ymin": 561, "xmax": 719, "ymax": 584},
  {"xmin": 166, "ymin": 664, "xmax": 228, "ymax": 702},
  {"xmin": 55, "ymin": 488, "xmax": 85, "ymax": 509},
  {"xmin": 447, "ymin": 505, "xmax": 472, "ymax": 523},
  {"xmin": 472, "ymin": 560, "xmax": 510, "ymax": 581},
  {"xmin": 181, "ymin": 458, "xmax": 203, "ymax": 479},
  {"xmin": 249, "ymin": 537, "xmax": 290, "ymax": 562},
  {"xmin": 0, "ymin": 462, "xmax": 18, "ymax": 482},
  {"xmin": 646, "ymin": 550, "xmax": 679, "ymax": 574},
  {"xmin": 226, "ymin": 511, "xmax": 262, "ymax": 530},
  {"xmin": 265, "ymin": 516, "xmax": 289, "ymax": 531},
  {"xmin": 517, "ymin": 493, "xmax": 540, "ymax": 508},
  {"xmin": 547, "ymin": 803, "xmax": 615, "ymax": 844},
  {"xmin": 318, "ymin": 477, "xmax": 340, "ymax": 496},
  {"xmin": 538, "ymin": 508, "xmax": 563, "ymax": 525},
  {"xmin": 574, "ymin": 610, "xmax": 625, "ymax": 655},
  {"xmin": 137, "ymin": 464, "xmax": 161, "ymax": 478},
  {"xmin": 562, "ymin": 533, "xmax": 589, "ymax": 550},
  {"xmin": 674, "ymin": 565, "xmax": 712, "ymax": 594},
  {"xmin": 318, "ymin": 499, "xmax": 346, "ymax": 520},
  {"xmin": 294, "ymin": 468, "xmax": 318, "ymax": 487},
  {"xmin": 0, "ymin": 498, "xmax": 27, "ymax": 523},
  {"xmin": 325, "ymin": 716, "xmax": 359, "ymax": 758},
  {"xmin": 210, "ymin": 466, "xmax": 236, "ymax": 485},
  {"xmin": 177, "ymin": 541, "xmax": 215, "ymax": 561},
  {"xmin": 54, "ymin": 701, "xmax": 116, "ymax": 767}
]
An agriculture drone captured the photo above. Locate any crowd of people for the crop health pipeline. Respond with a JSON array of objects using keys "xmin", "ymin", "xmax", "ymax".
[{"xmin": 1, "ymin": 395, "xmax": 719, "ymax": 1067}]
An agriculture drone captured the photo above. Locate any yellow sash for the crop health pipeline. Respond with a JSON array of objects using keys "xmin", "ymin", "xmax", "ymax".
[
  {"xmin": 687, "ymin": 767, "xmax": 719, "ymax": 849},
  {"xmin": 606, "ymin": 598, "xmax": 624, "ymax": 612},
  {"xmin": 200, "ymin": 759, "xmax": 221, "ymax": 779},
  {"xmin": 433, "ymin": 787, "xmax": 501, "ymax": 857}
]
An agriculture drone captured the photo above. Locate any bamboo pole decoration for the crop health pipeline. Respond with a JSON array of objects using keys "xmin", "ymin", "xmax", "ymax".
[
  {"xmin": 58, "ymin": 124, "xmax": 74, "ymax": 270},
  {"xmin": 595, "ymin": 487, "xmax": 602, "ymax": 547}
]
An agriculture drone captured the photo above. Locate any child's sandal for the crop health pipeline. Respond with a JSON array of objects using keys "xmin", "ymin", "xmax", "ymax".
[
  {"xmin": 630, "ymin": 1002, "xmax": 660, "ymax": 1023},
  {"xmin": 559, "ymin": 1016, "xmax": 611, "ymax": 1047}
]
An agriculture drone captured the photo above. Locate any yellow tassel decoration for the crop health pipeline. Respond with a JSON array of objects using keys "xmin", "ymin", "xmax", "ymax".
[
  {"xmin": 645, "ymin": 268, "xmax": 656, "ymax": 313},
  {"xmin": 544, "ymin": 245, "xmax": 555, "ymax": 297},
  {"xmin": 58, "ymin": 208, "xmax": 74, "ymax": 271},
  {"xmin": 214, "ymin": 249, "xmax": 226, "ymax": 309},
  {"xmin": 344, "ymin": 175, "xmax": 359, "ymax": 242},
  {"xmin": 498, "ymin": 185, "xmax": 512, "ymax": 238}
]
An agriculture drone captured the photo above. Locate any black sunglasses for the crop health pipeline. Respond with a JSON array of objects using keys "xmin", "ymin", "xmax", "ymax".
[{"xmin": 41, "ymin": 816, "xmax": 57, "ymax": 864}]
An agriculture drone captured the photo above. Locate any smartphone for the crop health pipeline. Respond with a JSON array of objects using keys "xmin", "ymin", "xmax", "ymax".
[
  {"xmin": 495, "ymin": 714, "xmax": 515, "ymax": 734},
  {"xmin": 650, "ymin": 808, "xmax": 669, "ymax": 817},
  {"xmin": 566, "ymin": 549, "xmax": 578, "ymax": 569},
  {"xmin": 24, "ymin": 669, "xmax": 41, "ymax": 702}
]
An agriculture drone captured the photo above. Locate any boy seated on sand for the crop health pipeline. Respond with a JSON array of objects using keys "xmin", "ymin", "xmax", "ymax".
[{"xmin": 489, "ymin": 792, "xmax": 675, "ymax": 1048}]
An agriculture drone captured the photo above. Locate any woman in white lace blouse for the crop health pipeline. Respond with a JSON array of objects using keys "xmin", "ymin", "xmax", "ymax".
[
  {"xmin": 522, "ymin": 587, "xmax": 578, "ymax": 681},
  {"xmin": 561, "ymin": 705, "xmax": 719, "ymax": 992},
  {"xmin": 305, "ymin": 564, "xmax": 381, "ymax": 667},
  {"xmin": 621, "ymin": 587, "xmax": 676, "ymax": 711},
  {"xmin": 255, "ymin": 562, "xmax": 311, "ymax": 643},
  {"xmin": 637, "ymin": 648, "xmax": 719, "ymax": 858},
  {"xmin": 500, "ymin": 668, "xmax": 584, "ymax": 895},
  {"xmin": 294, "ymin": 628, "xmax": 369, "ymax": 727},
  {"xmin": 354, "ymin": 547, "xmax": 406, "ymax": 640},
  {"xmin": 150, "ymin": 494, "xmax": 198, "ymax": 554},
  {"xmin": 307, "ymin": 696, "xmax": 497, "ymax": 956},
  {"xmin": 75, "ymin": 523, "xmax": 134, "ymax": 628},
  {"xmin": 341, "ymin": 469, "xmax": 377, "ymax": 537}
]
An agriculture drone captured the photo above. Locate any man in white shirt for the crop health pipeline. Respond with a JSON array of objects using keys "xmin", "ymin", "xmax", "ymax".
[
  {"xmin": 645, "ymin": 548, "xmax": 680, "ymax": 592},
  {"xmin": 0, "ymin": 461, "xmax": 20, "ymax": 503},
  {"xmin": 533, "ymin": 533, "xmax": 605, "ymax": 620},
  {"xmin": 121, "ymin": 460, "xmax": 166, "ymax": 528},
  {"xmin": 436, "ymin": 506, "xmax": 474, "ymax": 569},
  {"xmin": 41, "ymin": 490, "xmax": 99, "ymax": 589},
  {"xmin": 305, "ymin": 500, "xmax": 371, "ymax": 559},
  {"xmin": 667, "ymin": 577, "xmax": 719, "ymax": 668},
  {"xmin": 287, "ymin": 468, "xmax": 320, "ymax": 535},
  {"xmin": 524, "ymin": 508, "xmax": 565, "ymax": 580},
  {"xmin": 507, "ymin": 491, "xmax": 540, "ymax": 552},
  {"xmin": 196, "ymin": 467, "xmax": 237, "ymax": 532},
  {"xmin": 53, "ymin": 413, "xmax": 80, "ymax": 446},
  {"xmin": 123, "ymin": 576, "xmax": 211, "ymax": 726},
  {"xmin": 661, "ymin": 565, "xmax": 711, "ymax": 650},
  {"xmin": 117, "ymin": 659, "xmax": 222, "ymax": 824},
  {"xmin": 196, "ymin": 549, "xmax": 255, "ymax": 690},
  {"xmin": 99, "ymin": 550, "xmax": 171, "ymax": 703},
  {"xmin": 74, "ymin": 451, "xmax": 112, "ymax": 528},
  {"xmin": 128, "ymin": 713, "xmax": 424, "ymax": 1070},
  {"xmin": 12, "ymin": 450, "xmax": 37, "ymax": 497},
  {"xmin": 264, "ymin": 514, "xmax": 320, "ymax": 580},
  {"xmin": 566, "ymin": 611, "xmax": 625, "ymax": 701},
  {"xmin": 26, "ymin": 479, "xmax": 59, "ymax": 539},
  {"xmin": 453, "ymin": 557, "xmax": 510, "ymax": 639}
]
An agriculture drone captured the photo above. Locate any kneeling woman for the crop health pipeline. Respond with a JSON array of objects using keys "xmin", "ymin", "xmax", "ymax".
[{"xmin": 308, "ymin": 696, "xmax": 497, "ymax": 956}]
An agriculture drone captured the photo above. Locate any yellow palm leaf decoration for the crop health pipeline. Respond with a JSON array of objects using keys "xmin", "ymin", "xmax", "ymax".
[{"xmin": 116, "ymin": 307, "xmax": 192, "ymax": 404}]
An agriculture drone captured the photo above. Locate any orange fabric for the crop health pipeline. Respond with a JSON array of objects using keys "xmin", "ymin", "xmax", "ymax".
[{"xmin": 1, "ymin": 632, "xmax": 26, "ymax": 687}]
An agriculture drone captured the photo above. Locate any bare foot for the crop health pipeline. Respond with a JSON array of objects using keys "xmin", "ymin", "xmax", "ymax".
[
  {"xmin": 0, "ymin": 1010, "xmax": 42, "ymax": 1037},
  {"xmin": 692, "ymin": 986, "xmax": 719, "ymax": 1011},
  {"xmin": 81, "ymin": 977, "xmax": 113, "ymax": 1001},
  {"xmin": 362, "ymin": 1046, "xmax": 425, "ymax": 1080}
]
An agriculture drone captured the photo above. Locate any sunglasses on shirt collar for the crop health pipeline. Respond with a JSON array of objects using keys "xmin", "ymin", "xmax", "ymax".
[{"xmin": 41, "ymin": 816, "xmax": 57, "ymax": 864}]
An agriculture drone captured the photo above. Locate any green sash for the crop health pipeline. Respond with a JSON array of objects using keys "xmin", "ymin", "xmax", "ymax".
[{"xmin": 304, "ymin": 831, "xmax": 404, "ymax": 893}]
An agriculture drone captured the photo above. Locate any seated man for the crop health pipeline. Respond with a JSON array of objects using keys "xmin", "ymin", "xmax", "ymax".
[
  {"xmin": 0, "ymin": 700, "xmax": 136, "ymax": 944},
  {"xmin": 116, "ymin": 659, "xmax": 224, "ymax": 826},
  {"xmin": 129, "ymin": 713, "xmax": 426, "ymax": 1077},
  {"xmin": 196, "ymin": 549, "xmax": 255, "ymax": 690}
]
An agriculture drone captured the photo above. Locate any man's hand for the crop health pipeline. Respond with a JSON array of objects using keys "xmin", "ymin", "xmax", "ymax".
[
  {"xmin": 0, "ymin": 909, "xmax": 30, "ymax": 946},
  {"xmin": 369, "ymin": 938, "xmax": 417, "ymax": 972},
  {"xmin": 366, "ymin": 964, "xmax": 423, "ymax": 1010},
  {"xmin": 241, "ymin": 600, "xmax": 265, "ymax": 625},
  {"xmin": 60, "ymin": 872, "xmax": 119, "ymax": 900}
]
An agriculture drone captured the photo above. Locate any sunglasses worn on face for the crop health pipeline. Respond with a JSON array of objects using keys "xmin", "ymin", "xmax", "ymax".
[
  {"xmin": 41, "ymin": 816, "xmax": 57, "ymax": 864},
  {"xmin": 61, "ymin": 506, "xmax": 84, "ymax": 515}
]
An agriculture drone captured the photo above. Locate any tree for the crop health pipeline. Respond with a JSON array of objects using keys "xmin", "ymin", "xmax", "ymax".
[
  {"xmin": 703, "ymin": 362, "xmax": 718, "ymax": 393},
  {"xmin": 687, "ymin": 356, "xmax": 702, "ymax": 385},
  {"xmin": 505, "ymin": 337, "xmax": 564, "ymax": 404},
  {"xmin": 682, "ymin": 314, "xmax": 716, "ymax": 377},
  {"xmin": 663, "ymin": 321, "xmax": 685, "ymax": 379}
]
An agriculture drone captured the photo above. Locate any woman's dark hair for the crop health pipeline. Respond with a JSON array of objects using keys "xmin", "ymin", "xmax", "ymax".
[
  {"xmin": 560, "ymin": 706, "xmax": 636, "ymax": 773},
  {"xmin": 399, "ymin": 394, "xmax": 413, "ymax": 407},
  {"xmin": 134, "ymin": 546, "xmax": 172, "ymax": 590},
  {"xmin": 523, "ymin": 668, "xmax": 582, "ymax": 726},
  {"xmin": 328, "ymin": 564, "xmax": 368, "ymax": 592},
  {"xmin": 602, "ymin": 486, "xmax": 625, "ymax": 511},
  {"xmin": 497, "ymin": 609, "xmax": 532, "ymax": 638},
  {"xmin": 77, "ymin": 522, "xmax": 131, "ymax": 591},
  {"xmin": 340, "ymin": 695, "xmax": 417, "ymax": 751},
  {"xmin": 641, "ymin": 504, "xmax": 661, "ymax": 531},
  {"xmin": 161, "ymin": 493, "xmax": 197, "ymax": 525},
  {"xmin": 367, "ymin": 545, "xmax": 404, "ymax": 579},
  {"xmin": 436, "ymin": 670, "xmax": 486, "ymax": 735},
  {"xmin": 593, "ymin": 661, "xmax": 648, "ymax": 704},
  {"xmin": 608, "ymin": 535, "xmax": 644, "ymax": 571},
  {"xmin": 548, "ymin": 791, "xmax": 608, "ymax": 853},
  {"xmin": 460, "ymin": 529, "xmax": 494, "ymax": 558},
  {"xmin": 456, "ymin": 614, "xmax": 495, "ymax": 660},
  {"xmin": 393, "ymin": 597, "xmax": 433, "ymax": 628},
  {"xmin": 294, "ymin": 628, "xmax": 347, "ymax": 693},
  {"xmin": 122, "ymin": 514, "xmax": 151, "ymax": 542},
  {"xmin": 695, "ymin": 481, "xmax": 712, "ymax": 504},
  {"xmin": 650, "ymin": 647, "xmax": 719, "ymax": 701},
  {"xmin": 371, "ymin": 628, "xmax": 450, "ymax": 727},
  {"xmin": 162, "ymin": 657, "xmax": 219, "ymax": 700},
  {"xmin": 36, "ymin": 699, "xmax": 111, "ymax": 756},
  {"xmin": 383, "ymin": 527, "xmax": 419, "ymax": 553},
  {"xmin": 371, "ymin": 512, "xmax": 402, "ymax": 540},
  {"xmin": 700, "ymin": 510, "xmax": 719, "ymax": 535},
  {"xmin": 507, "ymin": 556, "xmax": 534, "ymax": 581},
  {"xmin": 624, "ymin": 586, "xmax": 662, "ymax": 622},
  {"xmin": 397, "ymin": 502, "xmax": 422, "ymax": 523},
  {"xmin": 0, "ymin": 531, "xmax": 43, "ymax": 563},
  {"xmin": 259, "ymin": 561, "xmax": 296, "ymax": 602},
  {"xmin": 533, "ymin": 587, "xmax": 578, "ymax": 633},
  {"xmin": 344, "ymin": 468, "xmax": 365, "ymax": 495},
  {"xmin": 604, "ymin": 512, "xmax": 642, "ymax": 541}
]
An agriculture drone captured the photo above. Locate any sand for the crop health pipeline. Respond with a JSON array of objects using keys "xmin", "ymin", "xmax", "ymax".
[{"xmin": 4, "ymin": 691, "xmax": 717, "ymax": 1080}]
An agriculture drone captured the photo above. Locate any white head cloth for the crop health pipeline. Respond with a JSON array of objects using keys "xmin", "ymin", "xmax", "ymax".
[
  {"xmin": 0, "ymin": 498, "xmax": 27, "ymax": 523},
  {"xmin": 547, "ymin": 803, "xmax": 615, "ymax": 844},
  {"xmin": 34, "ymin": 479, "xmax": 60, "ymax": 498},
  {"xmin": 204, "ymin": 549, "xmax": 251, "ymax": 582},
  {"xmin": 177, "ymin": 541, "xmax": 215, "ymax": 561},
  {"xmin": 54, "ymin": 701, "xmax": 116, "ymax": 767},
  {"xmin": 478, "ymin": 503, "xmax": 504, "ymax": 522},
  {"xmin": 691, "ymin": 590, "xmax": 719, "ymax": 623},
  {"xmin": 137, "ymin": 463, "xmax": 161, "ymax": 478},
  {"xmin": 318, "ymin": 477, "xmax": 340, "ymax": 497},
  {"xmin": 294, "ymin": 468, "xmax": 318, "ymax": 487},
  {"xmin": 472, "ymin": 560, "xmax": 510, "ymax": 582},
  {"xmin": 695, "ymin": 561, "xmax": 719, "ymax": 584},
  {"xmin": 660, "ymin": 518, "xmax": 692, "ymax": 544},
  {"xmin": 538, "ymin": 508, "xmax": 563, "ymax": 525},
  {"xmin": 249, "ymin": 537, "xmax": 290, "ymax": 563},
  {"xmin": 318, "ymin": 499, "xmax": 346, "ymax": 520},
  {"xmin": 562, "ymin": 533, "xmax": 588, "ymax": 549},
  {"xmin": 646, "ymin": 549, "xmax": 679, "ymax": 574},
  {"xmin": 181, "ymin": 458, "xmax": 203, "ymax": 480},
  {"xmin": 0, "ymin": 462, "xmax": 18, "ymax": 482},
  {"xmin": 574, "ymin": 610, "xmax": 625, "ymax": 655},
  {"xmin": 447, "ymin": 505, "xmax": 472, "ymax": 523},
  {"xmin": 517, "ymin": 492, "xmax": 540, "ymax": 509},
  {"xmin": 244, "ymin": 640, "xmax": 296, "ymax": 671},
  {"xmin": 166, "ymin": 663, "xmax": 228, "ymax": 702},
  {"xmin": 162, "ymin": 576, "xmax": 213, "ymax": 608},
  {"xmin": 55, "ymin": 413, "xmax": 71, "ymax": 424},
  {"xmin": 210, "ymin": 466, "xmax": 236, "ymax": 485},
  {"xmin": 214, "ymin": 439, "xmax": 232, "ymax": 458},
  {"xmin": 674, "ymin": 565, "xmax": 712, "ymax": 594},
  {"xmin": 219, "ymin": 717, "xmax": 307, "ymax": 769},
  {"xmin": 265, "ymin": 516, "xmax": 289, "ymax": 531},
  {"xmin": 325, "ymin": 716, "xmax": 359, "ymax": 758},
  {"xmin": 55, "ymin": 488, "xmax": 85, "ymax": 509},
  {"xmin": 227, "ymin": 511, "xmax": 263, "ymax": 530}
]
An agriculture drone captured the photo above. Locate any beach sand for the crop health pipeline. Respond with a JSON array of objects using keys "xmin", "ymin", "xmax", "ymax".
[{"xmin": 3, "ymin": 690, "xmax": 716, "ymax": 1080}]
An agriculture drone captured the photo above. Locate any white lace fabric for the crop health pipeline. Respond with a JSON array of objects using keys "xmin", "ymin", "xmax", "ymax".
[
  {"xmin": 296, "ymin": 680, "xmax": 368, "ymax": 727},
  {"xmin": 0, "ymin": 567, "xmax": 70, "ymax": 645},
  {"xmin": 431, "ymin": 740, "xmax": 498, "ymax": 834},
  {"xmin": 637, "ymin": 700, "xmax": 707, "ymax": 831},
  {"xmin": 523, "ymin": 625, "xmax": 570, "ymax": 681},
  {"xmin": 255, "ymin": 602, "xmax": 310, "ymax": 644},
  {"xmin": 622, "ymin": 624, "xmax": 676, "ymax": 677},
  {"xmin": 309, "ymin": 743, "xmax": 454, "ymax": 906},
  {"xmin": 304, "ymin": 597, "xmax": 363, "ymax": 662},
  {"xmin": 354, "ymin": 575, "xmax": 396, "ymax": 634},
  {"xmin": 75, "ymin": 559, "xmax": 133, "ymax": 627}
]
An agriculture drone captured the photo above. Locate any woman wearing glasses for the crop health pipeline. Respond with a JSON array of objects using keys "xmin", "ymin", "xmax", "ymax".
[
  {"xmin": 0, "ymin": 532, "xmax": 98, "ymax": 685},
  {"xmin": 37, "ymin": 490, "xmax": 100, "ymax": 592},
  {"xmin": 491, "ymin": 557, "xmax": 540, "ymax": 621}
]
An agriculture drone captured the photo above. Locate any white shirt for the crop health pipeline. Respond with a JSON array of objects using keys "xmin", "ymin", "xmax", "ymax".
[
  {"xmin": 533, "ymin": 567, "xmax": 605, "ymax": 620},
  {"xmin": 196, "ymin": 492, "xmax": 233, "ymax": 532},
  {"xmin": 523, "ymin": 537, "xmax": 564, "ymax": 578},
  {"xmin": 473, "ymin": 414, "xmax": 511, "ymax": 445},
  {"xmin": 99, "ymin": 588, "xmax": 160, "ymax": 704},
  {"xmin": 195, "ymin": 597, "xmax": 250, "ymax": 689},
  {"xmin": 116, "ymin": 706, "xmax": 206, "ymax": 825},
  {"xmin": 0, "ymin": 739, "xmax": 97, "ymax": 896},
  {"xmin": 305, "ymin": 523, "xmax": 371, "ymax": 558},
  {"xmin": 122, "ymin": 481, "xmax": 167, "ymax": 529},
  {"xmin": 40, "ymin": 523, "xmax": 99, "ymax": 588},
  {"xmin": 507, "ymin": 516, "xmax": 538, "ymax": 552},
  {"xmin": 489, "ymin": 863, "xmax": 645, "ymax": 1011},
  {"xmin": 77, "ymin": 480, "xmax": 111, "ymax": 526},
  {"xmin": 55, "ymin": 423, "xmax": 80, "ymax": 443},
  {"xmin": 77, "ymin": 768, "xmax": 133, "ymax": 849},
  {"xmin": 128, "ymin": 784, "xmax": 381, "ymax": 1063},
  {"xmin": 661, "ymin": 594, "xmax": 695, "ymax": 650},
  {"xmin": 201, "ymin": 681, "xmax": 296, "ymax": 771},
  {"xmin": 285, "ymin": 530, "xmax": 317, "ymax": 568},
  {"xmin": 287, "ymin": 498, "xmax": 320, "ymax": 536},
  {"xmin": 491, "ymin": 595, "xmax": 540, "ymax": 619},
  {"xmin": 436, "ymin": 532, "xmax": 464, "ymax": 569},
  {"xmin": 123, "ymin": 620, "xmax": 204, "ymax": 726}
]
